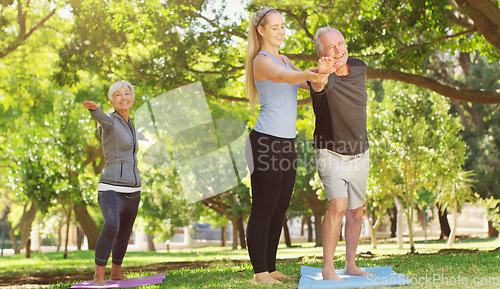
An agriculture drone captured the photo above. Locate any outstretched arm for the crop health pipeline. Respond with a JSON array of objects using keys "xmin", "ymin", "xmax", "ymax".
[
  {"xmin": 83, "ymin": 101, "xmax": 99, "ymax": 110},
  {"xmin": 83, "ymin": 101, "xmax": 113, "ymax": 128},
  {"xmin": 311, "ymin": 57, "xmax": 343, "ymax": 92},
  {"xmin": 254, "ymin": 54, "xmax": 329, "ymax": 86}
]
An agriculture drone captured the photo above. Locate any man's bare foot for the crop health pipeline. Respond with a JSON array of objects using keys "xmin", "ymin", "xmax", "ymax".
[
  {"xmin": 93, "ymin": 277, "xmax": 109, "ymax": 286},
  {"xmin": 322, "ymin": 268, "xmax": 344, "ymax": 281},
  {"xmin": 110, "ymin": 271, "xmax": 129, "ymax": 281},
  {"xmin": 254, "ymin": 272, "xmax": 282, "ymax": 285},
  {"xmin": 269, "ymin": 270, "xmax": 292, "ymax": 281},
  {"xmin": 344, "ymin": 265, "xmax": 375, "ymax": 277}
]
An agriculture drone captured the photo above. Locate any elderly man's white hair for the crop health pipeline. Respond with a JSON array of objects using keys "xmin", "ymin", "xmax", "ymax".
[{"xmin": 313, "ymin": 26, "xmax": 346, "ymax": 55}]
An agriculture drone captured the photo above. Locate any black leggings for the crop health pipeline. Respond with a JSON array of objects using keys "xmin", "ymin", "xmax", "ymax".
[
  {"xmin": 95, "ymin": 190, "xmax": 140, "ymax": 266},
  {"xmin": 246, "ymin": 130, "xmax": 297, "ymax": 274}
]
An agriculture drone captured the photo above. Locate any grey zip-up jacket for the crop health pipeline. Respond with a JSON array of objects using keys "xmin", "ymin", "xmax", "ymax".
[{"xmin": 89, "ymin": 108, "xmax": 142, "ymax": 188}]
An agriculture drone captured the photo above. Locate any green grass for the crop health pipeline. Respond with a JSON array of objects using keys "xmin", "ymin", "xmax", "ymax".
[{"xmin": 0, "ymin": 237, "xmax": 499, "ymax": 288}]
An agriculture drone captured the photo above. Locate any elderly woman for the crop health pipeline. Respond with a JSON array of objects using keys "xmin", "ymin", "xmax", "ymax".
[{"xmin": 83, "ymin": 80, "xmax": 142, "ymax": 285}]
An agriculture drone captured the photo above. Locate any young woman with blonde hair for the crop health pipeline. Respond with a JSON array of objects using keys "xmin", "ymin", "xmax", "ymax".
[{"xmin": 244, "ymin": 7, "xmax": 333, "ymax": 285}]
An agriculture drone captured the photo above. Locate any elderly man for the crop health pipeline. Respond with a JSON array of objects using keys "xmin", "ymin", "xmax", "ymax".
[{"xmin": 309, "ymin": 27, "xmax": 374, "ymax": 281}]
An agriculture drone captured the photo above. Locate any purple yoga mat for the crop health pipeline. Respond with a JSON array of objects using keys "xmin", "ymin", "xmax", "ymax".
[{"xmin": 70, "ymin": 273, "xmax": 166, "ymax": 288}]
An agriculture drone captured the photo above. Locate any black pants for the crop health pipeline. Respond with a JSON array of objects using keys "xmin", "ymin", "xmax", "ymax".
[
  {"xmin": 246, "ymin": 130, "xmax": 297, "ymax": 274},
  {"xmin": 95, "ymin": 190, "xmax": 140, "ymax": 266}
]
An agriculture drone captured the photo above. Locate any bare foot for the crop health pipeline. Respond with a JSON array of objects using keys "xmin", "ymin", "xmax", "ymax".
[
  {"xmin": 269, "ymin": 270, "xmax": 292, "ymax": 281},
  {"xmin": 94, "ymin": 265, "xmax": 108, "ymax": 285},
  {"xmin": 110, "ymin": 271, "xmax": 129, "ymax": 281},
  {"xmin": 344, "ymin": 265, "xmax": 375, "ymax": 277},
  {"xmin": 254, "ymin": 272, "xmax": 282, "ymax": 285},
  {"xmin": 93, "ymin": 277, "xmax": 109, "ymax": 286},
  {"xmin": 322, "ymin": 268, "xmax": 344, "ymax": 281}
]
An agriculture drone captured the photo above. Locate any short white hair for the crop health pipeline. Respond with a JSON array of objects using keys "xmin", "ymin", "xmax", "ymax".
[
  {"xmin": 108, "ymin": 80, "xmax": 135, "ymax": 101},
  {"xmin": 313, "ymin": 26, "xmax": 345, "ymax": 55}
]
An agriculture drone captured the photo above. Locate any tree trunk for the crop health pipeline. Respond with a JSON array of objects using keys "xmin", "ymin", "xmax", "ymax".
[
  {"xmin": 8, "ymin": 228, "xmax": 19, "ymax": 254},
  {"xmin": 488, "ymin": 220, "xmax": 499, "ymax": 238},
  {"xmin": 25, "ymin": 238, "xmax": 31, "ymax": 258},
  {"xmin": 437, "ymin": 204, "xmax": 451, "ymax": 240},
  {"xmin": 371, "ymin": 225, "xmax": 378, "ymax": 249},
  {"xmin": 73, "ymin": 202, "xmax": 99, "ymax": 250},
  {"xmin": 1, "ymin": 208, "xmax": 9, "ymax": 256},
  {"xmin": 447, "ymin": 200, "xmax": 458, "ymax": 247},
  {"xmin": 339, "ymin": 222, "xmax": 343, "ymax": 242},
  {"xmin": 147, "ymin": 234, "xmax": 155, "ymax": 251},
  {"xmin": 366, "ymin": 217, "xmax": 377, "ymax": 249},
  {"xmin": 388, "ymin": 207, "xmax": 397, "ymax": 238},
  {"xmin": 282, "ymin": 217, "xmax": 291, "ymax": 247},
  {"xmin": 406, "ymin": 191, "xmax": 415, "ymax": 253},
  {"xmin": 313, "ymin": 212, "xmax": 323, "ymax": 247},
  {"xmin": 301, "ymin": 191, "xmax": 326, "ymax": 247},
  {"xmin": 230, "ymin": 218, "xmax": 238, "ymax": 250},
  {"xmin": 221, "ymin": 226, "xmax": 226, "ymax": 247},
  {"xmin": 306, "ymin": 216, "xmax": 313, "ymax": 242},
  {"xmin": 20, "ymin": 202, "xmax": 37, "ymax": 252},
  {"xmin": 63, "ymin": 201, "xmax": 72, "ymax": 259},
  {"xmin": 406, "ymin": 207, "xmax": 415, "ymax": 253},
  {"xmin": 56, "ymin": 219, "xmax": 63, "ymax": 252},
  {"xmin": 300, "ymin": 215, "xmax": 305, "ymax": 236},
  {"xmin": 367, "ymin": 216, "xmax": 381, "ymax": 249},
  {"xmin": 237, "ymin": 217, "xmax": 246, "ymax": 249},
  {"xmin": 394, "ymin": 197, "xmax": 404, "ymax": 249},
  {"xmin": 76, "ymin": 226, "xmax": 84, "ymax": 250},
  {"xmin": 9, "ymin": 201, "xmax": 38, "ymax": 254},
  {"xmin": 416, "ymin": 206, "xmax": 425, "ymax": 230}
]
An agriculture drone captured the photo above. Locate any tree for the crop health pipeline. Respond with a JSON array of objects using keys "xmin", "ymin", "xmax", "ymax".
[
  {"xmin": 291, "ymin": 109, "xmax": 328, "ymax": 247},
  {"xmin": 290, "ymin": 131, "xmax": 323, "ymax": 247},
  {"xmin": 47, "ymin": 92, "xmax": 94, "ymax": 257},
  {"xmin": 55, "ymin": 0, "xmax": 499, "ymax": 104},
  {"xmin": 276, "ymin": 0, "xmax": 500, "ymax": 103},
  {"xmin": 453, "ymin": 0, "xmax": 500, "ymax": 50},
  {"xmin": 202, "ymin": 187, "xmax": 250, "ymax": 250},
  {"xmin": 5, "ymin": 116, "xmax": 58, "ymax": 253},
  {"xmin": 446, "ymin": 52, "xmax": 500, "ymax": 237},
  {"xmin": 364, "ymin": 177, "xmax": 394, "ymax": 249},
  {"xmin": 437, "ymin": 170, "xmax": 476, "ymax": 247},
  {"xmin": 2, "ymin": 0, "xmax": 498, "ymax": 254},
  {"xmin": 369, "ymin": 81, "xmax": 467, "ymax": 252},
  {"xmin": 138, "ymin": 164, "xmax": 199, "ymax": 246},
  {"xmin": 0, "ymin": 0, "xmax": 60, "ymax": 59}
]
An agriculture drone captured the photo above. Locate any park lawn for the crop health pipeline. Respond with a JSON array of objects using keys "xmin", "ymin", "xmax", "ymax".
[{"xmin": 0, "ymin": 237, "xmax": 499, "ymax": 288}]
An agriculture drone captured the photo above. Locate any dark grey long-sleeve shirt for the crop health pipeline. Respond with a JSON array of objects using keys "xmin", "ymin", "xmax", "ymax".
[
  {"xmin": 309, "ymin": 58, "xmax": 369, "ymax": 155},
  {"xmin": 89, "ymin": 108, "xmax": 142, "ymax": 188}
]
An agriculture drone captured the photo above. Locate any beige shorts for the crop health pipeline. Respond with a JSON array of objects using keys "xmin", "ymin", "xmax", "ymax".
[{"xmin": 314, "ymin": 148, "xmax": 369, "ymax": 209}]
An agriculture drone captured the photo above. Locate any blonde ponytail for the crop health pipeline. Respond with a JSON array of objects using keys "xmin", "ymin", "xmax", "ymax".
[{"xmin": 244, "ymin": 7, "xmax": 278, "ymax": 108}]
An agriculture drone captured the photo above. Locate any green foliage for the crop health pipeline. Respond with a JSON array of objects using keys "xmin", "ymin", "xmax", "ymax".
[
  {"xmin": 1, "ymin": 0, "xmax": 498, "ymax": 250},
  {"xmin": 474, "ymin": 193, "xmax": 500, "ymax": 232},
  {"xmin": 5, "ymin": 88, "xmax": 93, "ymax": 213},
  {"xmin": 368, "ymin": 81, "xmax": 468, "ymax": 248},
  {"xmin": 456, "ymin": 54, "xmax": 500, "ymax": 200},
  {"xmin": 139, "ymin": 163, "xmax": 199, "ymax": 242},
  {"xmin": 436, "ymin": 170, "xmax": 476, "ymax": 213},
  {"xmin": 56, "ymin": 0, "xmax": 247, "ymax": 98}
]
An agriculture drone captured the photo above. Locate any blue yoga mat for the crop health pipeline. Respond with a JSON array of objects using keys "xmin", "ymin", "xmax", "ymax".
[{"xmin": 298, "ymin": 266, "xmax": 411, "ymax": 288}]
